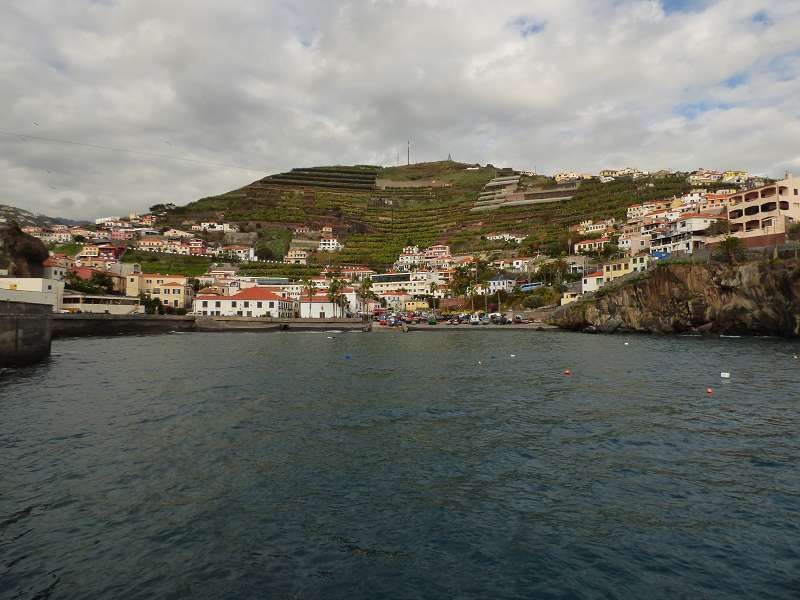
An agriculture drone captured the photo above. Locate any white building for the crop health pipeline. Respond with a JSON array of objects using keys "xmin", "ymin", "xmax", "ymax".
[
  {"xmin": 581, "ymin": 271, "xmax": 605, "ymax": 294},
  {"xmin": 193, "ymin": 221, "xmax": 238, "ymax": 232},
  {"xmin": 487, "ymin": 275, "xmax": 516, "ymax": 294},
  {"xmin": 194, "ymin": 288, "xmax": 293, "ymax": 317},
  {"xmin": 318, "ymin": 237, "xmax": 343, "ymax": 252},
  {"xmin": 297, "ymin": 294, "xmax": 341, "ymax": 318},
  {"xmin": 650, "ymin": 213, "xmax": 724, "ymax": 255},
  {"xmin": 0, "ymin": 278, "xmax": 64, "ymax": 312},
  {"xmin": 219, "ymin": 245, "xmax": 256, "ymax": 261}
]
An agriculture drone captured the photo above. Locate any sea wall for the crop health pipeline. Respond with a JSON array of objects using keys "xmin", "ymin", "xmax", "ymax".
[
  {"xmin": 52, "ymin": 314, "xmax": 366, "ymax": 337},
  {"xmin": 550, "ymin": 259, "xmax": 800, "ymax": 336},
  {"xmin": 0, "ymin": 300, "xmax": 52, "ymax": 367},
  {"xmin": 52, "ymin": 314, "xmax": 196, "ymax": 338}
]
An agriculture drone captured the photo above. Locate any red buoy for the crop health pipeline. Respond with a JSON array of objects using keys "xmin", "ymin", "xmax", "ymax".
[
  {"xmin": 706, "ymin": 387, "xmax": 713, "ymax": 395},
  {"xmin": 563, "ymin": 369, "xmax": 572, "ymax": 376}
]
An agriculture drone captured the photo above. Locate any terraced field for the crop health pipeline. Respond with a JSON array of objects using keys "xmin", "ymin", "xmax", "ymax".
[{"xmin": 167, "ymin": 162, "xmax": 694, "ymax": 268}]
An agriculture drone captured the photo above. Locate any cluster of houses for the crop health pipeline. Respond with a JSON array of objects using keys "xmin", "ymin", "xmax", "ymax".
[
  {"xmin": 7, "ymin": 167, "xmax": 799, "ymax": 318},
  {"xmin": 560, "ymin": 173, "xmax": 800, "ymax": 305}
]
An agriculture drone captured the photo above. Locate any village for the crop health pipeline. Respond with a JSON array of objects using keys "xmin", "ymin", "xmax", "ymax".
[{"xmin": 3, "ymin": 167, "xmax": 799, "ymax": 323}]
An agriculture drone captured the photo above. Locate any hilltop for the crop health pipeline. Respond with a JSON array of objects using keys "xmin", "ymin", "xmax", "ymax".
[
  {"xmin": 160, "ymin": 161, "xmax": 695, "ymax": 270},
  {"xmin": 0, "ymin": 204, "xmax": 85, "ymax": 228}
]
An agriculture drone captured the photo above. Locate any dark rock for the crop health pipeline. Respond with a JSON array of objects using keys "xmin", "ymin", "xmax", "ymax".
[
  {"xmin": 0, "ymin": 222, "xmax": 49, "ymax": 277},
  {"xmin": 549, "ymin": 260, "xmax": 800, "ymax": 337}
]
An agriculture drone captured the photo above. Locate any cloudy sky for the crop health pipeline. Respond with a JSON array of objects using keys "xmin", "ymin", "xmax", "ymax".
[{"xmin": 2, "ymin": 0, "xmax": 799, "ymax": 220}]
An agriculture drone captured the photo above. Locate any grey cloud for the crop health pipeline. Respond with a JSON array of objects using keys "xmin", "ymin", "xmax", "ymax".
[{"xmin": 1, "ymin": 0, "xmax": 799, "ymax": 219}]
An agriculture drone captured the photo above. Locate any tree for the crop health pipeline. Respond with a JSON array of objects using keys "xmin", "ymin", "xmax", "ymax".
[
  {"xmin": 358, "ymin": 277, "xmax": 375, "ymax": 314},
  {"xmin": 716, "ymin": 236, "xmax": 745, "ymax": 264},
  {"xmin": 301, "ymin": 276, "xmax": 316, "ymax": 318},
  {"xmin": 429, "ymin": 281, "xmax": 438, "ymax": 310},
  {"xmin": 326, "ymin": 278, "xmax": 344, "ymax": 318}
]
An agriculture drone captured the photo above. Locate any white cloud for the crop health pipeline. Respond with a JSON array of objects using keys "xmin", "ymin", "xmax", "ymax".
[{"xmin": 1, "ymin": 0, "xmax": 799, "ymax": 219}]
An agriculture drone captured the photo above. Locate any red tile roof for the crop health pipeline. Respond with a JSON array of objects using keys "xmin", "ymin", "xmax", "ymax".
[{"xmin": 230, "ymin": 287, "xmax": 290, "ymax": 301}]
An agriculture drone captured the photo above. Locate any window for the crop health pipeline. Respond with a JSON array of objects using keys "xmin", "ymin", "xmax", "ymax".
[
  {"xmin": 257, "ymin": 302, "xmax": 262, "ymax": 308},
  {"xmin": 232, "ymin": 301, "xmax": 237, "ymax": 307},
  {"xmin": 244, "ymin": 301, "xmax": 250, "ymax": 308},
  {"xmin": 215, "ymin": 301, "xmax": 221, "ymax": 308},
  {"xmin": 202, "ymin": 301, "xmax": 208, "ymax": 307},
  {"xmin": 174, "ymin": 300, "xmax": 179, "ymax": 307},
  {"xmin": 237, "ymin": 311, "xmax": 243, "ymax": 316},
  {"xmin": 163, "ymin": 289, "xmax": 170, "ymax": 294},
  {"xmin": 269, "ymin": 301, "xmax": 274, "ymax": 308},
  {"xmin": 153, "ymin": 288, "xmax": 160, "ymax": 294},
  {"xmin": 246, "ymin": 311, "xmax": 252, "ymax": 317}
]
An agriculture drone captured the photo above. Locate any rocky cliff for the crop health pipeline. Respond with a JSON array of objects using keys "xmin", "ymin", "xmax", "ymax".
[
  {"xmin": 549, "ymin": 260, "xmax": 800, "ymax": 337},
  {"xmin": 0, "ymin": 223, "xmax": 49, "ymax": 278}
]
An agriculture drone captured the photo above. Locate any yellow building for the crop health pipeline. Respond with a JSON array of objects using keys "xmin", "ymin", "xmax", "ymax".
[
  {"xmin": 602, "ymin": 255, "xmax": 650, "ymax": 282},
  {"xmin": 403, "ymin": 300, "xmax": 430, "ymax": 312},
  {"xmin": 132, "ymin": 273, "xmax": 194, "ymax": 310}
]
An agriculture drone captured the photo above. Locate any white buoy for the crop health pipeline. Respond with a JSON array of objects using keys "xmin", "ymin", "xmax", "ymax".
[
  {"xmin": 510, "ymin": 354, "xmax": 516, "ymax": 358},
  {"xmin": 327, "ymin": 336, "xmax": 334, "ymax": 339},
  {"xmin": 478, "ymin": 361, "xmax": 482, "ymax": 365},
  {"xmin": 624, "ymin": 342, "xmax": 629, "ymax": 346},
  {"xmin": 721, "ymin": 372, "xmax": 730, "ymax": 379}
]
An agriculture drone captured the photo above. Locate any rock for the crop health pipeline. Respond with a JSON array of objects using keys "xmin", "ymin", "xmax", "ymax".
[
  {"xmin": 0, "ymin": 223, "xmax": 49, "ymax": 277},
  {"xmin": 549, "ymin": 260, "xmax": 800, "ymax": 337}
]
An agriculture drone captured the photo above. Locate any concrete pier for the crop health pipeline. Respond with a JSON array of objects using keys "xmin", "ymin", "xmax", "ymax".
[{"xmin": 0, "ymin": 301, "xmax": 52, "ymax": 367}]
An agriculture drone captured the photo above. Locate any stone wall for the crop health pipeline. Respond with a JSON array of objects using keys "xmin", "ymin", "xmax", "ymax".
[{"xmin": 0, "ymin": 300, "xmax": 52, "ymax": 367}]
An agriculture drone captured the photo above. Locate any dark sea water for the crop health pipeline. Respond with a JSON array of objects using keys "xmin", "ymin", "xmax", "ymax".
[{"xmin": 1, "ymin": 331, "xmax": 799, "ymax": 599}]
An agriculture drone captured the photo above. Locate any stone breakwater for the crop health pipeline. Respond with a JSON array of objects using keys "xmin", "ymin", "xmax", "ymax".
[
  {"xmin": 549, "ymin": 259, "xmax": 800, "ymax": 337},
  {"xmin": 0, "ymin": 300, "xmax": 52, "ymax": 367}
]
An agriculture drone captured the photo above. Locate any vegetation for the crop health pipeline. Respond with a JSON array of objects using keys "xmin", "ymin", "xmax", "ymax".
[
  {"xmin": 715, "ymin": 236, "xmax": 746, "ymax": 264},
  {"xmin": 158, "ymin": 163, "xmax": 697, "ymax": 271},
  {"xmin": 50, "ymin": 242, "xmax": 82, "ymax": 256},
  {"xmin": 64, "ymin": 272, "xmax": 115, "ymax": 295},
  {"xmin": 122, "ymin": 250, "xmax": 211, "ymax": 276}
]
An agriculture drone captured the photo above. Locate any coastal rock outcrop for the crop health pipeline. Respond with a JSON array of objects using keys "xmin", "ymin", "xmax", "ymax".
[
  {"xmin": 549, "ymin": 260, "xmax": 800, "ymax": 337},
  {"xmin": 0, "ymin": 222, "xmax": 49, "ymax": 277}
]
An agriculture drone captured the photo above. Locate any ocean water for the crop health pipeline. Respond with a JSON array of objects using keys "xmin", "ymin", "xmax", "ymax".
[{"xmin": 1, "ymin": 331, "xmax": 799, "ymax": 599}]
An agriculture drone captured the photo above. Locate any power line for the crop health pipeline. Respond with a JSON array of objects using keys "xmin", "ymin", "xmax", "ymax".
[{"xmin": 0, "ymin": 129, "xmax": 267, "ymax": 172}]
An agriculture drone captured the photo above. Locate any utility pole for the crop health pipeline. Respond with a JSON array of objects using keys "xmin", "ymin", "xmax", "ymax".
[{"xmin": 407, "ymin": 140, "xmax": 410, "ymax": 166}]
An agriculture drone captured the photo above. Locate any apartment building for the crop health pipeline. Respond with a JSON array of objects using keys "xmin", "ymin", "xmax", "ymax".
[{"xmin": 725, "ymin": 175, "xmax": 800, "ymax": 243}]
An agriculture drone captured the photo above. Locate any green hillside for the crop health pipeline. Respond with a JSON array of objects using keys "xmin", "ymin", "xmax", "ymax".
[{"xmin": 164, "ymin": 162, "xmax": 695, "ymax": 270}]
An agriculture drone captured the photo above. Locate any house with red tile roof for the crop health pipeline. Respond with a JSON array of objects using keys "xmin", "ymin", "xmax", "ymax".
[{"xmin": 194, "ymin": 287, "xmax": 294, "ymax": 318}]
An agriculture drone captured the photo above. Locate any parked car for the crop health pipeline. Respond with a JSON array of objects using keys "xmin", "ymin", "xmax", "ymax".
[{"xmin": 470, "ymin": 314, "xmax": 481, "ymax": 325}]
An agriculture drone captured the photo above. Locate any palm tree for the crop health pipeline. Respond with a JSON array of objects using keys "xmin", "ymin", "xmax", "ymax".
[
  {"xmin": 429, "ymin": 281, "xmax": 437, "ymax": 310},
  {"xmin": 358, "ymin": 277, "xmax": 374, "ymax": 314},
  {"xmin": 301, "ymin": 276, "xmax": 316, "ymax": 318},
  {"xmin": 327, "ymin": 279, "xmax": 342, "ymax": 318}
]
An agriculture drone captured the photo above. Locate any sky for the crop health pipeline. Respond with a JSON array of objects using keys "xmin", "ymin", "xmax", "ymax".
[{"xmin": 1, "ymin": 0, "xmax": 799, "ymax": 220}]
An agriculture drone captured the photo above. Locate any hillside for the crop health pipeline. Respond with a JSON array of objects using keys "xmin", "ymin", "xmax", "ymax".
[
  {"xmin": 0, "ymin": 204, "xmax": 85, "ymax": 228},
  {"xmin": 164, "ymin": 162, "xmax": 695, "ymax": 270}
]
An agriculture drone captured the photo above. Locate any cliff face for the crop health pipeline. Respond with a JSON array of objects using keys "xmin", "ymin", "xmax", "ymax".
[
  {"xmin": 550, "ymin": 260, "xmax": 800, "ymax": 337},
  {"xmin": 0, "ymin": 223, "xmax": 49, "ymax": 278}
]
